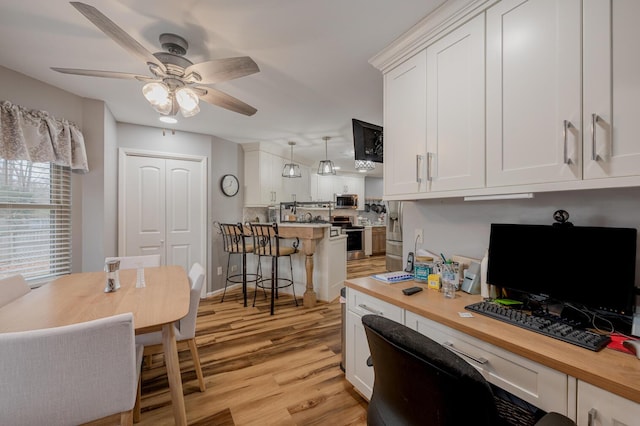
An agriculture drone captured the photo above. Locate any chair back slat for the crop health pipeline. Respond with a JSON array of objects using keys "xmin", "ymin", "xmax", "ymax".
[
  {"xmin": 249, "ymin": 223, "xmax": 280, "ymax": 257},
  {"xmin": 218, "ymin": 222, "xmax": 248, "ymax": 253}
]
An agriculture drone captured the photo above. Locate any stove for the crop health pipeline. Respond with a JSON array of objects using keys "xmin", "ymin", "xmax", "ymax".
[{"xmin": 331, "ymin": 216, "xmax": 365, "ymax": 260}]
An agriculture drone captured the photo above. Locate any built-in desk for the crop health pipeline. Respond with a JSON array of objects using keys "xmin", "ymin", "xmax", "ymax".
[{"xmin": 345, "ymin": 277, "xmax": 640, "ymax": 425}]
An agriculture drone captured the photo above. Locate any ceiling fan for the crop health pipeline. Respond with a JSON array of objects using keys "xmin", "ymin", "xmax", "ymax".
[{"xmin": 51, "ymin": 2, "xmax": 259, "ymax": 117}]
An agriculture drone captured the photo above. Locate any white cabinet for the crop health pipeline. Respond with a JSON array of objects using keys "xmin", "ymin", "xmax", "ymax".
[
  {"xmin": 383, "ymin": 49, "xmax": 427, "ymax": 196},
  {"xmin": 345, "ymin": 288, "xmax": 404, "ymax": 400},
  {"xmin": 576, "ymin": 380, "xmax": 637, "ymax": 426},
  {"xmin": 282, "ymin": 164, "xmax": 310, "ymax": 202},
  {"xmin": 244, "ymin": 151, "xmax": 300, "ymax": 207},
  {"xmin": 426, "ymin": 13, "xmax": 485, "ymax": 192},
  {"xmin": 583, "ymin": 0, "xmax": 640, "ymax": 180},
  {"xmin": 384, "ymin": 15, "xmax": 485, "ymax": 196},
  {"xmin": 405, "ymin": 311, "xmax": 569, "ymax": 416},
  {"xmin": 486, "ymin": 0, "xmax": 582, "ymax": 187},
  {"xmin": 310, "ymin": 174, "xmax": 364, "ymax": 209}
]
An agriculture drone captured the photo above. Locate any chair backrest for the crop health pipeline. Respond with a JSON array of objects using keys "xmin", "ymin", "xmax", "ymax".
[
  {"xmin": 0, "ymin": 313, "xmax": 138, "ymax": 426},
  {"xmin": 362, "ymin": 314, "xmax": 499, "ymax": 426},
  {"xmin": 250, "ymin": 222, "xmax": 287, "ymax": 257},
  {"xmin": 0, "ymin": 274, "xmax": 30, "ymax": 307},
  {"xmin": 218, "ymin": 222, "xmax": 249, "ymax": 253},
  {"xmin": 104, "ymin": 254, "xmax": 161, "ymax": 270},
  {"xmin": 177, "ymin": 262, "xmax": 205, "ymax": 340}
]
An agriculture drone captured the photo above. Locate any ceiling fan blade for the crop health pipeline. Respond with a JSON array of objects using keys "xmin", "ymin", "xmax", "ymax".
[
  {"xmin": 51, "ymin": 67, "xmax": 156, "ymax": 82},
  {"xmin": 70, "ymin": 2, "xmax": 166, "ymax": 73},
  {"xmin": 185, "ymin": 57, "xmax": 259, "ymax": 84},
  {"xmin": 196, "ymin": 86, "xmax": 257, "ymax": 116}
]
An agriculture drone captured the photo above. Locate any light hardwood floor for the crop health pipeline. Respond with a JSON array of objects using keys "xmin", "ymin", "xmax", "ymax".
[{"xmin": 137, "ymin": 255, "xmax": 387, "ymax": 425}]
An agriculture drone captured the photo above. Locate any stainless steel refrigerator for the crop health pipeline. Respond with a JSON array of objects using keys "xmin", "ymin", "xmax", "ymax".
[{"xmin": 385, "ymin": 201, "xmax": 403, "ymax": 271}]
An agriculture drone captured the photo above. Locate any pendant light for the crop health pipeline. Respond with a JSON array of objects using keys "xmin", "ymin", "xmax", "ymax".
[
  {"xmin": 317, "ymin": 136, "xmax": 336, "ymax": 175},
  {"xmin": 282, "ymin": 141, "xmax": 302, "ymax": 178}
]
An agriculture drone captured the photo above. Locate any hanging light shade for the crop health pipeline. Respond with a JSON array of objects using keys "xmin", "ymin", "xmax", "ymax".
[
  {"xmin": 317, "ymin": 136, "xmax": 336, "ymax": 175},
  {"xmin": 175, "ymin": 87, "xmax": 200, "ymax": 117},
  {"xmin": 355, "ymin": 159, "xmax": 376, "ymax": 172},
  {"xmin": 142, "ymin": 82, "xmax": 172, "ymax": 115},
  {"xmin": 282, "ymin": 141, "xmax": 302, "ymax": 178}
]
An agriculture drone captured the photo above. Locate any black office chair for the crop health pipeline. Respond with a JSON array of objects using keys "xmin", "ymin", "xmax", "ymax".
[{"xmin": 361, "ymin": 315, "xmax": 576, "ymax": 426}]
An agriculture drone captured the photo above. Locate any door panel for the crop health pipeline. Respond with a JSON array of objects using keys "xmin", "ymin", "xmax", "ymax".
[
  {"xmin": 165, "ymin": 159, "xmax": 202, "ymax": 272},
  {"xmin": 124, "ymin": 156, "xmax": 165, "ymax": 258}
]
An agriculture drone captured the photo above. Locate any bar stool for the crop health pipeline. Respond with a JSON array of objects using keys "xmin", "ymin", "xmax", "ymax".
[
  {"xmin": 250, "ymin": 222, "xmax": 299, "ymax": 315},
  {"xmin": 217, "ymin": 222, "xmax": 260, "ymax": 307}
]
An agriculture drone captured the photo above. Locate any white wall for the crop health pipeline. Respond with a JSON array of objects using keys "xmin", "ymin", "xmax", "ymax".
[{"xmin": 402, "ymin": 187, "xmax": 640, "ymax": 303}]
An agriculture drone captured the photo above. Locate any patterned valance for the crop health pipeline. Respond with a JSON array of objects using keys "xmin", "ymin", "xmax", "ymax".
[{"xmin": 0, "ymin": 100, "xmax": 88, "ymax": 173}]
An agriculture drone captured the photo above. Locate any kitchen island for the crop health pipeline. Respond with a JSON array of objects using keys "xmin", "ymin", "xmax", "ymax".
[{"xmin": 248, "ymin": 223, "xmax": 346, "ymax": 307}]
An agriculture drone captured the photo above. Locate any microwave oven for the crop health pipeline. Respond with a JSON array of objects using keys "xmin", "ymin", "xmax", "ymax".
[{"xmin": 335, "ymin": 194, "xmax": 358, "ymax": 209}]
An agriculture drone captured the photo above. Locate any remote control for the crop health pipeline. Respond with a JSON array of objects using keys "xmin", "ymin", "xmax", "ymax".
[{"xmin": 402, "ymin": 286, "xmax": 423, "ymax": 296}]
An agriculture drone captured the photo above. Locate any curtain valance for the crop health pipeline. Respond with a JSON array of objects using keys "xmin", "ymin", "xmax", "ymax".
[{"xmin": 0, "ymin": 100, "xmax": 88, "ymax": 173}]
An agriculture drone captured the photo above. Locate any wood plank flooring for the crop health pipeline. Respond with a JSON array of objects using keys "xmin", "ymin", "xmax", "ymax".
[{"xmin": 137, "ymin": 255, "xmax": 388, "ymax": 425}]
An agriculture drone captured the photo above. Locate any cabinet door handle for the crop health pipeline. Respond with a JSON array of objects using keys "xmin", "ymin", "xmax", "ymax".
[
  {"xmin": 416, "ymin": 155, "xmax": 423, "ymax": 183},
  {"xmin": 591, "ymin": 113, "xmax": 601, "ymax": 161},
  {"xmin": 358, "ymin": 304, "xmax": 383, "ymax": 316},
  {"xmin": 587, "ymin": 408, "xmax": 597, "ymax": 426},
  {"xmin": 427, "ymin": 152, "xmax": 434, "ymax": 181},
  {"xmin": 443, "ymin": 341, "xmax": 488, "ymax": 364},
  {"xmin": 563, "ymin": 120, "xmax": 574, "ymax": 165}
]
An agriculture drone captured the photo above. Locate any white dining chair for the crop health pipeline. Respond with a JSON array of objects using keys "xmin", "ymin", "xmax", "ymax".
[
  {"xmin": 0, "ymin": 312, "xmax": 143, "ymax": 426},
  {"xmin": 136, "ymin": 262, "xmax": 207, "ymax": 392},
  {"xmin": 105, "ymin": 254, "xmax": 161, "ymax": 270},
  {"xmin": 0, "ymin": 274, "xmax": 31, "ymax": 307}
]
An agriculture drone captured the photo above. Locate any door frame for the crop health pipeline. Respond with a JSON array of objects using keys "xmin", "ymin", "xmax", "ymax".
[{"xmin": 118, "ymin": 148, "xmax": 208, "ymax": 295}]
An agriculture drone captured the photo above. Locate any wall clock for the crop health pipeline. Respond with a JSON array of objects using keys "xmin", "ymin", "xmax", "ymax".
[{"xmin": 220, "ymin": 174, "xmax": 239, "ymax": 197}]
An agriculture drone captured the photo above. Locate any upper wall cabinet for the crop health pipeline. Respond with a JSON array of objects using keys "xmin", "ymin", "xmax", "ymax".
[
  {"xmin": 486, "ymin": 0, "xmax": 582, "ymax": 187},
  {"xmin": 583, "ymin": 0, "xmax": 640, "ymax": 179},
  {"xmin": 426, "ymin": 14, "xmax": 485, "ymax": 192},
  {"xmin": 384, "ymin": 14, "xmax": 485, "ymax": 197},
  {"xmin": 384, "ymin": 50, "xmax": 428, "ymax": 196}
]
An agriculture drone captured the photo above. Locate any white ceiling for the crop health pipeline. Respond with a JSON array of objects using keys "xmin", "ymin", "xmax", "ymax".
[{"xmin": 0, "ymin": 0, "xmax": 445, "ymax": 177}]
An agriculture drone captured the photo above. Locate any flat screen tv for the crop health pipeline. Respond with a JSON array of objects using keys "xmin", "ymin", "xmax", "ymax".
[
  {"xmin": 487, "ymin": 223, "xmax": 637, "ymax": 316},
  {"xmin": 352, "ymin": 119, "xmax": 383, "ymax": 163}
]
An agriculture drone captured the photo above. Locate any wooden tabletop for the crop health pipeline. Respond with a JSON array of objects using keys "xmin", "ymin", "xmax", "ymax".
[
  {"xmin": 0, "ymin": 265, "xmax": 190, "ymax": 333},
  {"xmin": 345, "ymin": 277, "xmax": 640, "ymax": 404}
]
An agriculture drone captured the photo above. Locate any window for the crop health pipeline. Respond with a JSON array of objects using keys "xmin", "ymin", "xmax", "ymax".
[{"xmin": 0, "ymin": 160, "xmax": 71, "ymax": 283}]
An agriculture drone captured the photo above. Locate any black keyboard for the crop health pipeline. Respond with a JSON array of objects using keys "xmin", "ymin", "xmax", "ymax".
[{"xmin": 465, "ymin": 301, "xmax": 611, "ymax": 351}]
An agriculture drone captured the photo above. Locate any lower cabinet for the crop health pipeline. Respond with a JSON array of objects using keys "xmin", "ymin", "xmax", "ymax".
[
  {"xmin": 576, "ymin": 380, "xmax": 637, "ymax": 426},
  {"xmin": 405, "ymin": 311, "xmax": 569, "ymax": 415},
  {"xmin": 345, "ymin": 287, "xmax": 640, "ymax": 424},
  {"xmin": 371, "ymin": 226, "xmax": 386, "ymax": 255},
  {"xmin": 345, "ymin": 288, "xmax": 404, "ymax": 399}
]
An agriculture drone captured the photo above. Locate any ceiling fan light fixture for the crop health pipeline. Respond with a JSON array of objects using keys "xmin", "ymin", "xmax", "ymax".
[
  {"xmin": 317, "ymin": 136, "xmax": 336, "ymax": 175},
  {"xmin": 143, "ymin": 82, "xmax": 170, "ymax": 106},
  {"xmin": 282, "ymin": 141, "xmax": 302, "ymax": 178},
  {"xmin": 175, "ymin": 87, "xmax": 200, "ymax": 117}
]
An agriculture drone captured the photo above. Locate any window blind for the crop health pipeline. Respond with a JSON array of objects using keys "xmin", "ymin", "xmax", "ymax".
[{"xmin": 0, "ymin": 160, "xmax": 71, "ymax": 283}]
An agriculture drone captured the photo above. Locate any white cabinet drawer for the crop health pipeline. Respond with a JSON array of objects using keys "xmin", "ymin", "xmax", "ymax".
[
  {"xmin": 577, "ymin": 380, "xmax": 638, "ymax": 426},
  {"xmin": 347, "ymin": 288, "xmax": 404, "ymax": 323},
  {"xmin": 405, "ymin": 311, "xmax": 569, "ymax": 415}
]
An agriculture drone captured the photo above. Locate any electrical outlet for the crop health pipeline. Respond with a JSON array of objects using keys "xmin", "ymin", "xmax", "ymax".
[
  {"xmin": 217, "ymin": 266, "xmax": 223, "ymax": 276},
  {"xmin": 414, "ymin": 228, "xmax": 423, "ymax": 245},
  {"xmin": 230, "ymin": 265, "xmax": 238, "ymax": 273}
]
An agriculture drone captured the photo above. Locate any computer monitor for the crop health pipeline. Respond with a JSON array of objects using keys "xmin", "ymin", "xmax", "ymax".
[{"xmin": 487, "ymin": 223, "xmax": 637, "ymax": 316}]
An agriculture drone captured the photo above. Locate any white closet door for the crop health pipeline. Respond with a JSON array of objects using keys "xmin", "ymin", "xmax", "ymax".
[
  {"xmin": 120, "ymin": 152, "xmax": 205, "ymax": 276},
  {"xmin": 165, "ymin": 158, "xmax": 202, "ymax": 272},
  {"xmin": 123, "ymin": 155, "xmax": 166, "ymax": 259}
]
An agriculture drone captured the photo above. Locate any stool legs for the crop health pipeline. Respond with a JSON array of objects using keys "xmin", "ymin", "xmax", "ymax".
[{"xmin": 253, "ymin": 255, "xmax": 297, "ymax": 315}]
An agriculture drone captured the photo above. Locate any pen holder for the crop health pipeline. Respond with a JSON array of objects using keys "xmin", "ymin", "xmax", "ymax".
[{"xmin": 104, "ymin": 260, "xmax": 120, "ymax": 293}]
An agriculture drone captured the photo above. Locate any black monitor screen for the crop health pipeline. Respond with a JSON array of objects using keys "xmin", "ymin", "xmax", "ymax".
[
  {"xmin": 352, "ymin": 119, "xmax": 383, "ymax": 163},
  {"xmin": 487, "ymin": 223, "xmax": 637, "ymax": 315}
]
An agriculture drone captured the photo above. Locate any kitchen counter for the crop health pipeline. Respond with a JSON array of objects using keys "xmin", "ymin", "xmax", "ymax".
[{"xmin": 247, "ymin": 222, "xmax": 346, "ymax": 305}]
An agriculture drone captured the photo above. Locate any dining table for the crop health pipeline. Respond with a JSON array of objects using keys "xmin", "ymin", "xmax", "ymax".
[{"xmin": 0, "ymin": 265, "xmax": 191, "ymax": 426}]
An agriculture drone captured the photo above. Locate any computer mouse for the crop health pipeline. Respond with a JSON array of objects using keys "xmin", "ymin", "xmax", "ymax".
[{"xmin": 622, "ymin": 339, "xmax": 640, "ymax": 359}]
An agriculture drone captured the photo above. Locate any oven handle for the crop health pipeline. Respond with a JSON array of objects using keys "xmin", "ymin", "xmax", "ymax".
[{"xmin": 344, "ymin": 228, "xmax": 364, "ymax": 232}]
